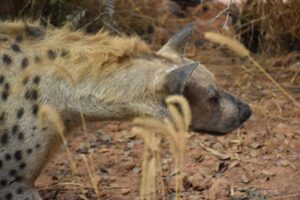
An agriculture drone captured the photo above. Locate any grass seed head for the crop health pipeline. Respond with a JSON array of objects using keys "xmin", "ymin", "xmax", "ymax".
[{"xmin": 204, "ymin": 32, "xmax": 250, "ymax": 58}]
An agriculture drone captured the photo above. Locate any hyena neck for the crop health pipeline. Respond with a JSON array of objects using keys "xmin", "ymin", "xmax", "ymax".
[{"xmin": 40, "ymin": 60, "xmax": 165, "ymax": 131}]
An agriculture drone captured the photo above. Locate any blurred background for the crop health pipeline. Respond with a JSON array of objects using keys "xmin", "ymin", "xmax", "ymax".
[
  {"xmin": 1, "ymin": 0, "xmax": 299, "ymax": 54},
  {"xmin": 1, "ymin": 0, "xmax": 299, "ymax": 199}
]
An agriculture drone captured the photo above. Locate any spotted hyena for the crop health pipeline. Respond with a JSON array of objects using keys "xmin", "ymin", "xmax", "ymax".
[{"xmin": 0, "ymin": 21, "xmax": 251, "ymax": 199}]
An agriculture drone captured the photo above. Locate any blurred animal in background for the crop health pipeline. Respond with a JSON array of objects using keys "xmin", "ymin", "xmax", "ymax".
[{"xmin": 171, "ymin": 0, "xmax": 204, "ymax": 9}]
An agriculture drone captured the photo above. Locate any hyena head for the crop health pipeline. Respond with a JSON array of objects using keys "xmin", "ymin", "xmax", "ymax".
[{"xmin": 151, "ymin": 23, "xmax": 251, "ymax": 134}]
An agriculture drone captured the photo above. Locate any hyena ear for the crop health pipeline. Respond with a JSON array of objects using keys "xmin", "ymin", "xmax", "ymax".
[
  {"xmin": 155, "ymin": 62, "xmax": 198, "ymax": 95},
  {"xmin": 158, "ymin": 23, "xmax": 195, "ymax": 56}
]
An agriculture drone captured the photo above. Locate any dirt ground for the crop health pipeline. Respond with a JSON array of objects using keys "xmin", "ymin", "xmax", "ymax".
[{"xmin": 35, "ymin": 2, "xmax": 300, "ymax": 200}]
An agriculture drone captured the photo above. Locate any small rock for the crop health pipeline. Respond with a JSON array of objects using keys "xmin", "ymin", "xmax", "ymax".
[
  {"xmin": 250, "ymin": 142, "xmax": 264, "ymax": 149},
  {"xmin": 231, "ymin": 190, "xmax": 248, "ymax": 199},
  {"xmin": 76, "ymin": 143, "xmax": 89, "ymax": 154},
  {"xmin": 98, "ymin": 130, "xmax": 112, "ymax": 144},
  {"xmin": 215, "ymin": 162, "xmax": 229, "ymax": 174},
  {"xmin": 124, "ymin": 150, "xmax": 131, "ymax": 158},
  {"xmin": 123, "ymin": 162, "xmax": 136, "ymax": 171},
  {"xmin": 193, "ymin": 153, "xmax": 204, "ymax": 163},
  {"xmin": 208, "ymin": 179, "xmax": 230, "ymax": 200},
  {"xmin": 183, "ymin": 174, "xmax": 212, "ymax": 191},
  {"xmin": 240, "ymin": 174, "xmax": 250, "ymax": 184},
  {"xmin": 121, "ymin": 188, "xmax": 131, "ymax": 195},
  {"xmin": 127, "ymin": 139, "xmax": 144, "ymax": 149},
  {"xmin": 61, "ymin": 191, "xmax": 77, "ymax": 199},
  {"xmin": 276, "ymin": 159, "xmax": 289, "ymax": 167},
  {"xmin": 89, "ymin": 136, "xmax": 98, "ymax": 148},
  {"xmin": 132, "ymin": 167, "xmax": 141, "ymax": 174},
  {"xmin": 228, "ymin": 160, "xmax": 240, "ymax": 169},
  {"xmin": 261, "ymin": 170, "xmax": 275, "ymax": 177},
  {"xmin": 100, "ymin": 148, "xmax": 109, "ymax": 153}
]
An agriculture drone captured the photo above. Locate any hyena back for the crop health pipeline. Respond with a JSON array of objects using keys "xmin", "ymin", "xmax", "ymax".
[{"xmin": 0, "ymin": 21, "xmax": 251, "ymax": 199}]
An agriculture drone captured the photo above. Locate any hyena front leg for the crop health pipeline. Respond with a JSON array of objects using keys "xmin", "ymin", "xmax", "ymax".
[
  {"xmin": 1, "ymin": 183, "xmax": 42, "ymax": 200},
  {"xmin": 0, "ymin": 106, "xmax": 63, "ymax": 200},
  {"xmin": 5, "ymin": 105, "xmax": 64, "ymax": 200}
]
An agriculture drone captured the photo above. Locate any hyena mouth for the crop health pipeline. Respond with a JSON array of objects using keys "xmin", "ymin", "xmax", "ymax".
[
  {"xmin": 238, "ymin": 102, "xmax": 252, "ymax": 124},
  {"xmin": 192, "ymin": 128, "xmax": 231, "ymax": 136}
]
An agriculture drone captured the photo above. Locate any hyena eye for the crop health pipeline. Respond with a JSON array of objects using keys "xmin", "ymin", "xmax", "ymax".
[
  {"xmin": 209, "ymin": 96, "xmax": 219, "ymax": 104},
  {"xmin": 208, "ymin": 89, "xmax": 220, "ymax": 104}
]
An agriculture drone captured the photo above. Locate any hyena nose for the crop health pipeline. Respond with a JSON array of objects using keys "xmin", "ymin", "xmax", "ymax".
[{"xmin": 238, "ymin": 102, "xmax": 252, "ymax": 124}]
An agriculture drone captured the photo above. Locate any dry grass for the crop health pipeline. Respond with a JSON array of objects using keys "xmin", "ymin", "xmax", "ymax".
[
  {"xmin": 204, "ymin": 31, "xmax": 250, "ymax": 57},
  {"xmin": 132, "ymin": 95, "xmax": 191, "ymax": 200},
  {"xmin": 237, "ymin": 0, "xmax": 300, "ymax": 54},
  {"xmin": 204, "ymin": 31, "xmax": 300, "ymax": 108}
]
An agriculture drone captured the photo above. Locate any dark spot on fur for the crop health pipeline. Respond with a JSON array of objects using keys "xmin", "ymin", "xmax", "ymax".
[
  {"xmin": 22, "ymin": 77, "xmax": 29, "ymax": 85},
  {"xmin": 0, "ymin": 75, "xmax": 4, "ymax": 84},
  {"xmin": 1, "ymin": 131, "xmax": 9, "ymax": 144},
  {"xmin": 61, "ymin": 49, "xmax": 69, "ymax": 57},
  {"xmin": 18, "ymin": 132, "xmax": 24, "ymax": 140},
  {"xmin": 32, "ymin": 104, "xmax": 39, "ymax": 115},
  {"xmin": 9, "ymin": 169, "xmax": 17, "ymax": 176},
  {"xmin": 24, "ymin": 90, "xmax": 31, "ymax": 99},
  {"xmin": 14, "ymin": 151, "xmax": 22, "ymax": 161},
  {"xmin": 34, "ymin": 56, "xmax": 41, "ymax": 63},
  {"xmin": 2, "ymin": 54, "xmax": 12, "ymax": 65},
  {"xmin": 27, "ymin": 148, "xmax": 32, "ymax": 155},
  {"xmin": 16, "ymin": 187, "xmax": 23, "ymax": 194},
  {"xmin": 36, "ymin": 143, "xmax": 41, "ymax": 149},
  {"xmin": 0, "ymin": 112, "xmax": 6, "ymax": 121},
  {"xmin": 11, "ymin": 44, "xmax": 21, "ymax": 52},
  {"xmin": 0, "ymin": 179, "xmax": 7, "ymax": 187},
  {"xmin": 25, "ymin": 89, "xmax": 39, "ymax": 100},
  {"xmin": 21, "ymin": 57, "xmax": 29, "ymax": 69},
  {"xmin": 15, "ymin": 176, "xmax": 23, "ymax": 182},
  {"xmin": 4, "ymin": 82, "xmax": 9, "ymax": 90},
  {"xmin": 15, "ymin": 35, "xmax": 23, "ymax": 43},
  {"xmin": 33, "ymin": 76, "xmax": 41, "ymax": 84},
  {"xmin": 5, "ymin": 153, "xmax": 11, "ymax": 161},
  {"xmin": 0, "ymin": 160, "xmax": 2, "ymax": 168},
  {"xmin": 19, "ymin": 162, "xmax": 26, "ymax": 170},
  {"xmin": 47, "ymin": 49, "xmax": 57, "ymax": 60},
  {"xmin": 32, "ymin": 126, "xmax": 37, "ymax": 130},
  {"xmin": 17, "ymin": 108, "xmax": 24, "ymax": 119},
  {"xmin": 2, "ymin": 91, "xmax": 8, "ymax": 101},
  {"xmin": 5, "ymin": 192, "xmax": 13, "ymax": 200},
  {"xmin": 12, "ymin": 124, "xmax": 19, "ymax": 135},
  {"xmin": 31, "ymin": 89, "xmax": 38, "ymax": 100}
]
